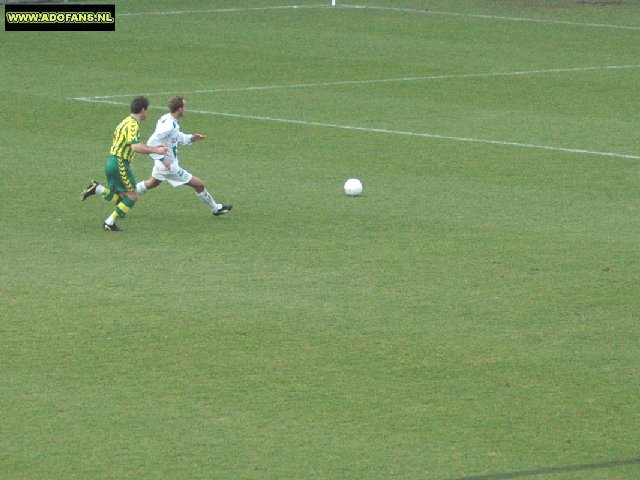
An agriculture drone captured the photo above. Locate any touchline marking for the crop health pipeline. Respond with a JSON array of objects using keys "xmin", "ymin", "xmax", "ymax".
[
  {"xmin": 118, "ymin": 4, "xmax": 329, "ymax": 17},
  {"xmin": 70, "ymin": 64, "xmax": 640, "ymax": 100},
  {"xmin": 69, "ymin": 97, "xmax": 640, "ymax": 161},
  {"xmin": 343, "ymin": 4, "xmax": 640, "ymax": 31},
  {"xmin": 116, "ymin": 2, "xmax": 640, "ymax": 31}
]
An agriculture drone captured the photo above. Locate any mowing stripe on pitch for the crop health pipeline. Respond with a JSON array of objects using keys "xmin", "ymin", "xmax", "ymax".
[
  {"xmin": 68, "ymin": 97, "xmax": 640, "ymax": 161},
  {"xmin": 343, "ymin": 4, "xmax": 640, "ymax": 31},
  {"xmin": 69, "ymin": 64, "xmax": 640, "ymax": 100},
  {"xmin": 118, "ymin": 5, "xmax": 330, "ymax": 17},
  {"xmin": 116, "ymin": 3, "xmax": 640, "ymax": 31}
]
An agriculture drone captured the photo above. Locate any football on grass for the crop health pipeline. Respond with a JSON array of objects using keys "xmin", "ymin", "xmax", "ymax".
[{"xmin": 344, "ymin": 178, "xmax": 363, "ymax": 196}]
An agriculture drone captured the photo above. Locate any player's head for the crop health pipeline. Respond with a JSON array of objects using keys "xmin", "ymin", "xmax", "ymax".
[
  {"xmin": 169, "ymin": 96, "xmax": 186, "ymax": 118},
  {"xmin": 131, "ymin": 96, "xmax": 150, "ymax": 120}
]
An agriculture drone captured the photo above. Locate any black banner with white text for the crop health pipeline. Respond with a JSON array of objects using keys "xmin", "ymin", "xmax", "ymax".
[{"xmin": 5, "ymin": 3, "xmax": 115, "ymax": 31}]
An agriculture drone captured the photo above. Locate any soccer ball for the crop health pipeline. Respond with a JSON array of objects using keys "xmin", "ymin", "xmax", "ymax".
[{"xmin": 344, "ymin": 178, "xmax": 363, "ymax": 196}]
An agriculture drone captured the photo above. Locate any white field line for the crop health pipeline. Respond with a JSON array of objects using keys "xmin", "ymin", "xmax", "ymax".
[
  {"xmin": 70, "ymin": 64, "xmax": 640, "ymax": 100},
  {"xmin": 71, "ymin": 6, "xmax": 640, "ymax": 159},
  {"xmin": 343, "ymin": 4, "xmax": 640, "ymax": 31},
  {"xmin": 115, "ymin": 2, "xmax": 640, "ymax": 31},
  {"xmin": 69, "ymin": 97, "xmax": 640, "ymax": 160},
  {"xmin": 118, "ymin": 4, "xmax": 330, "ymax": 17}
]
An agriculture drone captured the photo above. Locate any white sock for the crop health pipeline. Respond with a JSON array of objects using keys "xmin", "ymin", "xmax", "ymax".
[
  {"xmin": 136, "ymin": 182, "xmax": 147, "ymax": 195},
  {"xmin": 96, "ymin": 184, "xmax": 106, "ymax": 195},
  {"xmin": 196, "ymin": 190, "xmax": 217, "ymax": 211}
]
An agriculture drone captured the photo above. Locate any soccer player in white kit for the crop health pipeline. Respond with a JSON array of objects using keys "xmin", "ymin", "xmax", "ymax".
[{"xmin": 135, "ymin": 96, "xmax": 232, "ymax": 216}]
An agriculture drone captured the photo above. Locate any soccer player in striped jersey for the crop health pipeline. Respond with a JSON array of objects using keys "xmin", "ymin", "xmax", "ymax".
[
  {"xmin": 81, "ymin": 96, "xmax": 168, "ymax": 231},
  {"xmin": 134, "ymin": 96, "xmax": 232, "ymax": 217}
]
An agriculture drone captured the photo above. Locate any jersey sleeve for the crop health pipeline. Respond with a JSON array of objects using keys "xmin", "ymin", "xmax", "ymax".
[{"xmin": 177, "ymin": 131, "xmax": 193, "ymax": 145}]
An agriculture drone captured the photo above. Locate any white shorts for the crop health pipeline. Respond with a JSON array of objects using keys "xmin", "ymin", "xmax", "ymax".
[{"xmin": 151, "ymin": 161, "xmax": 193, "ymax": 187}]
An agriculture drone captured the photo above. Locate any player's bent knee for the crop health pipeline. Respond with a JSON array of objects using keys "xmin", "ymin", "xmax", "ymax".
[{"xmin": 189, "ymin": 177, "xmax": 205, "ymax": 192}]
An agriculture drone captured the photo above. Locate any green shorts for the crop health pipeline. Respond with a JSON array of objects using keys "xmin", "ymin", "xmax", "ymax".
[{"xmin": 104, "ymin": 155, "xmax": 136, "ymax": 201}]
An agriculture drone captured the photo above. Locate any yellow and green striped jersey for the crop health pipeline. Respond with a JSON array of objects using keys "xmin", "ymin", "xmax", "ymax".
[{"xmin": 109, "ymin": 115, "xmax": 140, "ymax": 163}]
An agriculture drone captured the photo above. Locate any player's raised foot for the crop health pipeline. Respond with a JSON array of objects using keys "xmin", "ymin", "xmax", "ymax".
[
  {"xmin": 213, "ymin": 204, "xmax": 233, "ymax": 216},
  {"xmin": 81, "ymin": 180, "xmax": 99, "ymax": 201},
  {"xmin": 103, "ymin": 222, "xmax": 123, "ymax": 232}
]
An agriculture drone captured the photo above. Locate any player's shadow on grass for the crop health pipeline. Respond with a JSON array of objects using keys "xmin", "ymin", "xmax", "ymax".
[{"xmin": 451, "ymin": 456, "xmax": 640, "ymax": 480}]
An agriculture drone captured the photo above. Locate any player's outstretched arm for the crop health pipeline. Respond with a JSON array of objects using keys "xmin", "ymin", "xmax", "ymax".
[{"xmin": 132, "ymin": 143, "xmax": 168, "ymax": 155}]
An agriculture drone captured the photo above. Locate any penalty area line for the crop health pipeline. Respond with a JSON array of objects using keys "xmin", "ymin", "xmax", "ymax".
[
  {"xmin": 68, "ymin": 97, "xmax": 640, "ymax": 161},
  {"xmin": 68, "ymin": 64, "xmax": 640, "ymax": 100},
  {"xmin": 195, "ymin": 109, "xmax": 640, "ymax": 160}
]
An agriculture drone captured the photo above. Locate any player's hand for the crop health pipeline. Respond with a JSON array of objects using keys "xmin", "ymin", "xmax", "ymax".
[
  {"xmin": 192, "ymin": 134, "xmax": 207, "ymax": 142},
  {"xmin": 162, "ymin": 160, "xmax": 171, "ymax": 171},
  {"xmin": 156, "ymin": 145, "xmax": 169, "ymax": 155}
]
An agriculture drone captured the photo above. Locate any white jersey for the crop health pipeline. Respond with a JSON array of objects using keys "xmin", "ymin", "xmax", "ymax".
[{"xmin": 147, "ymin": 113, "xmax": 193, "ymax": 164}]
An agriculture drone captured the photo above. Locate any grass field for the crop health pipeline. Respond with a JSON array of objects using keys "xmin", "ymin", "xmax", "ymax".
[{"xmin": 1, "ymin": 0, "xmax": 639, "ymax": 479}]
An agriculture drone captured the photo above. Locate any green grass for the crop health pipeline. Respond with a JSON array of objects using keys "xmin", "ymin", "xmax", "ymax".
[{"xmin": 1, "ymin": 1, "xmax": 639, "ymax": 479}]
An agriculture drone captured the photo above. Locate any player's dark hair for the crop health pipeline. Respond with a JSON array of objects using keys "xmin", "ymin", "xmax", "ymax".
[
  {"xmin": 131, "ymin": 96, "xmax": 150, "ymax": 114},
  {"xmin": 168, "ymin": 96, "xmax": 185, "ymax": 113}
]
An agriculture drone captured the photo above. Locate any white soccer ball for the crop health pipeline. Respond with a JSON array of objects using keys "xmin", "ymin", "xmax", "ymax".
[{"xmin": 344, "ymin": 178, "xmax": 363, "ymax": 196}]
